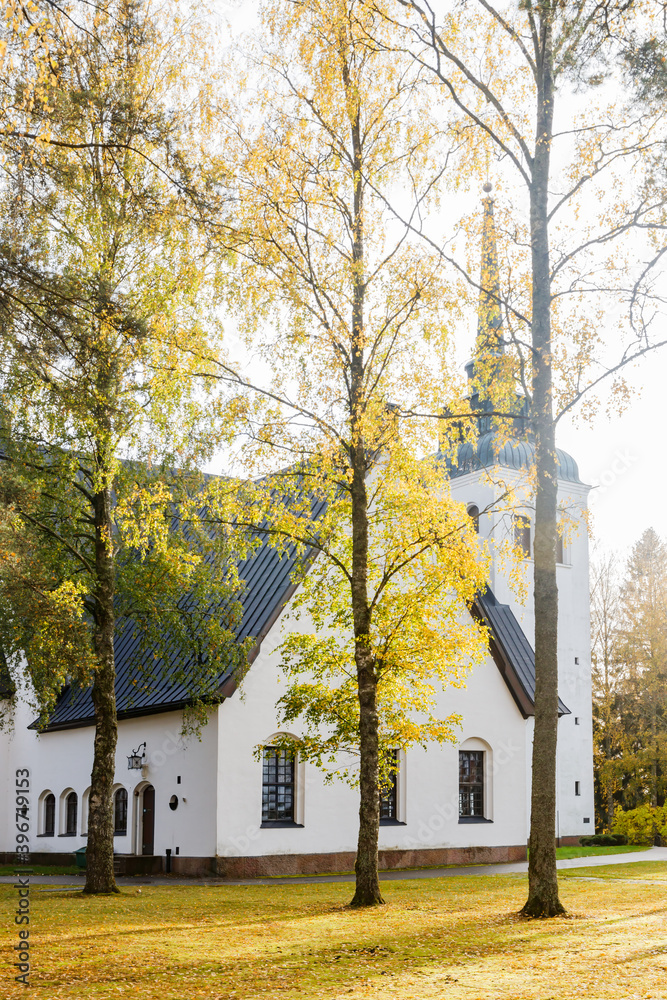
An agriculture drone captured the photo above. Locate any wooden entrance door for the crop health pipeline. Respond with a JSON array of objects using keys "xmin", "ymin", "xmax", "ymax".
[{"xmin": 142, "ymin": 785, "xmax": 155, "ymax": 856}]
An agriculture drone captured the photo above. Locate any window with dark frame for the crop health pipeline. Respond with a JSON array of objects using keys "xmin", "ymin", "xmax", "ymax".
[
  {"xmin": 556, "ymin": 529, "xmax": 564, "ymax": 564},
  {"xmin": 467, "ymin": 504, "xmax": 480, "ymax": 534},
  {"xmin": 262, "ymin": 747, "xmax": 295, "ymax": 823},
  {"xmin": 114, "ymin": 788, "xmax": 128, "ymax": 835},
  {"xmin": 380, "ymin": 750, "xmax": 398, "ymax": 821},
  {"xmin": 514, "ymin": 515, "xmax": 531, "ymax": 557},
  {"xmin": 459, "ymin": 750, "xmax": 485, "ymax": 818},
  {"xmin": 65, "ymin": 791, "xmax": 77, "ymax": 835},
  {"xmin": 43, "ymin": 793, "xmax": 55, "ymax": 836}
]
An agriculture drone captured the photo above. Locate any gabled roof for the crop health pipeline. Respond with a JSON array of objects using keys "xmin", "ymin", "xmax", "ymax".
[
  {"xmin": 471, "ymin": 587, "xmax": 570, "ymax": 718},
  {"xmin": 34, "ymin": 510, "xmax": 324, "ymax": 731},
  {"xmin": 34, "ymin": 506, "xmax": 564, "ymax": 732}
]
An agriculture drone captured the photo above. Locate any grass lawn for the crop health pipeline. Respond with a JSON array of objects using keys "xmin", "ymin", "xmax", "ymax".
[
  {"xmin": 554, "ymin": 844, "xmax": 648, "ymax": 860},
  {"xmin": 559, "ymin": 860, "xmax": 667, "ymax": 881},
  {"xmin": 1, "ymin": 863, "xmax": 667, "ymax": 1000}
]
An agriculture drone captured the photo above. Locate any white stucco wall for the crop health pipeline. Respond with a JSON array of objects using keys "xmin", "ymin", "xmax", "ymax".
[
  {"xmin": 215, "ymin": 593, "xmax": 529, "ymax": 861},
  {"xmin": 449, "ymin": 463, "xmax": 595, "ymax": 840},
  {"xmin": 0, "ymin": 447, "xmax": 596, "ymax": 862},
  {"xmin": 0, "ymin": 680, "xmax": 219, "ymax": 859}
]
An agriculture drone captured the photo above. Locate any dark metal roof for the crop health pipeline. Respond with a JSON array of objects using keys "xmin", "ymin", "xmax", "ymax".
[
  {"xmin": 471, "ymin": 587, "xmax": 570, "ymax": 718},
  {"xmin": 447, "ymin": 430, "xmax": 581, "ymax": 483},
  {"xmin": 34, "ymin": 502, "xmax": 326, "ymax": 732},
  {"xmin": 33, "ymin": 494, "xmax": 566, "ymax": 730}
]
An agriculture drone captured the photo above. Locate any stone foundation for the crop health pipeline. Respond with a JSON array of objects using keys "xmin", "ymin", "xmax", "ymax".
[
  {"xmin": 1, "ymin": 843, "xmax": 529, "ymax": 878},
  {"xmin": 0, "ymin": 851, "xmax": 77, "ymax": 866},
  {"xmin": 214, "ymin": 843, "xmax": 527, "ymax": 879}
]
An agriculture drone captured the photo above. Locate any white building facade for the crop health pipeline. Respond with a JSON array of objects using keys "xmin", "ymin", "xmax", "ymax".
[
  {"xmin": 0, "ymin": 194, "xmax": 595, "ymax": 877},
  {"xmin": 0, "ymin": 436, "xmax": 594, "ymax": 877}
]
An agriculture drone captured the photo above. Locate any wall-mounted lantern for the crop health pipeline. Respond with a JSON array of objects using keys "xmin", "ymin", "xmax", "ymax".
[{"xmin": 127, "ymin": 742, "xmax": 146, "ymax": 770}]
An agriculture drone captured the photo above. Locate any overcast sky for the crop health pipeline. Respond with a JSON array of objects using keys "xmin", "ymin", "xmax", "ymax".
[{"xmin": 214, "ymin": 0, "xmax": 666, "ymax": 564}]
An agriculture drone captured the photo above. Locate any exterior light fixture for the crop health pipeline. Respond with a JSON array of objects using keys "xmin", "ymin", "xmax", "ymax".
[{"xmin": 127, "ymin": 742, "xmax": 146, "ymax": 770}]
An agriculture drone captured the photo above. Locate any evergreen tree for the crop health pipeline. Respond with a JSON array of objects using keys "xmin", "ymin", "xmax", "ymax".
[{"xmin": 616, "ymin": 530, "xmax": 667, "ymax": 818}]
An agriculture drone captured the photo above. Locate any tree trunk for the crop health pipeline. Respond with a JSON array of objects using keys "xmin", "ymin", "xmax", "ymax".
[
  {"xmin": 84, "ymin": 476, "xmax": 119, "ymax": 894},
  {"xmin": 352, "ymin": 638, "xmax": 383, "ymax": 906},
  {"xmin": 521, "ymin": 12, "xmax": 565, "ymax": 919},
  {"xmin": 349, "ymin": 432, "xmax": 382, "ymax": 907},
  {"xmin": 344, "ymin": 55, "xmax": 383, "ymax": 907}
]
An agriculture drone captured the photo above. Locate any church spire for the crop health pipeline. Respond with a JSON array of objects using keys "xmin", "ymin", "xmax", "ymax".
[
  {"xmin": 476, "ymin": 182, "xmax": 503, "ymax": 358},
  {"xmin": 464, "ymin": 183, "xmax": 504, "ymax": 386}
]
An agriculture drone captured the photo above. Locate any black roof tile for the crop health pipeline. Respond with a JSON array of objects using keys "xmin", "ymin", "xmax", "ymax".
[
  {"xmin": 35, "ymin": 499, "xmax": 326, "ymax": 732},
  {"xmin": 34, "ymin": 504, "xmax": 562, "ymax": 731},
  {"xmin": 472, "ymin": 586, "xmax": 570, "ymax": 718}
]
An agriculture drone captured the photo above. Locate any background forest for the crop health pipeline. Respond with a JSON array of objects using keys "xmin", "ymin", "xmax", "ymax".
[{"xmin": 592, "ymin": 528, "xmax": 667, "ymax": 843}]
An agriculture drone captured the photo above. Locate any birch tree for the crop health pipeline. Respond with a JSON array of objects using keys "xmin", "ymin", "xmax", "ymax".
[
  {"xmin": 0, "ymin": 0, "xmax": 244, "ymax": 894},
  {"xmin": 374, "ymin": 0, "xmax": 667, "ymax": 917},
  {"xmin": 211, "ymin": 0, "xmax": 490, "ymax": 906}
]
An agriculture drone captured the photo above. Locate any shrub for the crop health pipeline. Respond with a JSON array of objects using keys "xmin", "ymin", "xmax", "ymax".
[
  {"xmin": 579, "ymin": 833, "xmax": 627, "ymax": 847},
  {"xmin": 611, "ymin": 804, "xmax": 667, "ymax": 845}
]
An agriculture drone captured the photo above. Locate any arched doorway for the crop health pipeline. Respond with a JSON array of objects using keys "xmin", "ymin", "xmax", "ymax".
[{"xmin": 141, "ymin": 785, "xmax": 155, "ymax": 856}]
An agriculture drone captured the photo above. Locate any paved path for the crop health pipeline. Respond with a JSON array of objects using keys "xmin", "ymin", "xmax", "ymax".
[{"xmin": 1, "ymin": 847, "xmax": 665, "ymax": 888}]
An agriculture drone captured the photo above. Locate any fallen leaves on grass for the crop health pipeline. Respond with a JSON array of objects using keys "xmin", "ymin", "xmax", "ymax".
[{"xmin": 0, "ymin": 866, "xmax": 666, "ymax": 1000}]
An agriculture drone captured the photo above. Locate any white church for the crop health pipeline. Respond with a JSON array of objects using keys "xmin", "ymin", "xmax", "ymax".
[{"xmin": 0, "ymin": 198, "xmax": 594, "ymax": 878}]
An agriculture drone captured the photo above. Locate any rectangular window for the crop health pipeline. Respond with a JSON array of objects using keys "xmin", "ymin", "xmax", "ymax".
[
  {"xmin": 556, "ymin": 531, "xmax": 564, "ymax": 564},
  {"xmin": 262, "ymin": 747, "xmax": 295, "ymax": 823},
  {"xmin": 575, "ymin": 781, "xmax": 581, "ymax": 796},
  {"xmin": 380, "ymin": 750, "xmax": 398, "ymax": 822},
  {"xmin": 459, "ymin": 750, "xmax": 485, "ymax": 818}
]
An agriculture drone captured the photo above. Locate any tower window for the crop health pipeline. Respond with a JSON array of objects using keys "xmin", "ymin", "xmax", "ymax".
[
  {"xmin": 262, "ymin": 747, "xmax": 295, "ymax": 823},
  {"xmin": 556, "ymin": 531, "xmax": 564, "ymax": 564},
  {"xmin": 65, "ymin": 791, "xmax": 78, "ymax": 836},
  {"xmin": 114, "ymin": 788, "xmax": 128, "ymax": 835},
  {"xmin": 513, "ymin": 515, "xmax": 531, "ymax": 558},
  {"xmin": 43, "ymin": 793, "xmax": 55, "ymax": 836},
  {"xmin": 380, "ymin": 750, "xmax": 398, "ymax": 822},
  {"xmin": 459, "ymin": 750, "xmax": 485, "ymax": 818},
  {"xmin": 467, "ymin": 504, "xmax": 480, "ymax": 534},
  {"xmin": 575, "ymin": 781, "xmax": 581, "ymax": 796}
]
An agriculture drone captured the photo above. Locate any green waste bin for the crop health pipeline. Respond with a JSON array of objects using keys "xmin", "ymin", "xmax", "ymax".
[{"xmin": 74, "ymin": 847, "xmax": 87, "ymax": 870}]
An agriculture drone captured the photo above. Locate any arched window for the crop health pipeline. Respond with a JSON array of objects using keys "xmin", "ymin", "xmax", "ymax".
[
  {"xmin": 114, "ymin": 788, "xmax": 128, "ymax": 835},
  {"xmin": 467, "ymin": 504, "xmax": 480, "ymax": 534},
  {"xmin": 65, "ymin": 791, "xmax": 77, "ymax": 836},
  {"xmin": 81, "ymin": 787, "xmax": 91, "ymax": 836},
  {"xmin": 262, "ymin": 747, "xmax": 295, "ymax": 824},
  {"xmin": 513, "ymin": 514, "xmax": 531, "ymax": 558},
  {"xmin": 43, "ymin": 793, "xmax": 55, "ymax": 836}
]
